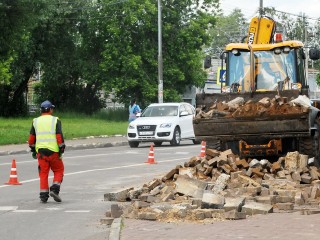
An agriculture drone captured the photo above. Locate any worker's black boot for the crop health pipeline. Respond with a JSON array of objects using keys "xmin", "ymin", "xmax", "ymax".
[
  {"xmin": 39, "ymin": 192, "xmax": 49, "ymax": 203},
  {"xmin": 50, "ymin": 184, "xmax": 62, "ymax": 202}
]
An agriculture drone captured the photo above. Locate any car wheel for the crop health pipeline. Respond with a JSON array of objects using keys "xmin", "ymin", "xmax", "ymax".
[
  {"xmin": 154, "ymin": 142, "xmax": 163, "ymax": 147},
  {"xmin": 128, "ymin": 141, "xmax": 139, "ymax": 148},
  {"xmin": 192, "ymin": 139, "xmax": 201, "ymax": 144},
  {"xmin": 170, "ymin": 127, "xmax": 181, "ymax": 146}
]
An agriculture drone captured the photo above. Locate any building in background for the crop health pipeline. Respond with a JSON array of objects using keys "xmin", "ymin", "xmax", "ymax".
[
  {"xmin": 182, "ymin": 58, "xmax": 222, "ymax": 107},
  {"xmin": 308, "ymin": 68, "xmax": 320, "ymax": 99}
]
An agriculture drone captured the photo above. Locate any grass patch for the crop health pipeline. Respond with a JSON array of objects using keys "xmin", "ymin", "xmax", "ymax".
[{"xmin": 0, "ymin": 109, "xmax": 129, "ymax": 145}]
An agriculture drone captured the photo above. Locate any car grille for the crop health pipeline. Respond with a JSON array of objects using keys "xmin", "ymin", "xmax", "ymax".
[
  {"xmin": 137, "ymin": 125, "xmax": 157, "ymax": 131},
  {"xmin": 137, "ymin": 125, "xmax": 156, "ymax": 136}
]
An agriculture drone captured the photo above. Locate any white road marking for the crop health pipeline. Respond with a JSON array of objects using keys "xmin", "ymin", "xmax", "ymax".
[
  {"xmin": 63, "ymin": 157, "xmax": 188, "ymax": 176},
  {"xmin": 155, "ymin": 146, "xmax": 198, "ymax": 151},
  {"xmin": 46, "ymin": 208, "xmax": 62, "ymax": 211},
  {"xmin": 65, "ymin": 152, "xmax": 123, "ymax": 159},
  {"xmin": 13, "ymin": 210, "xmax": 38, "ymax": 213},
  {"xmin": 0, "ymin": 208, "xmax": 90, "ymax": 213},
  {"xmin": 0, "ymin": 160, "xmax": 37, "ymax": 166},
  {"xmin": 0, "ymin": 157, "xmax": 188, "ymax": 189},
  {"xmin": 0, "ymin": 206, "xmax": 18, "ymax": 211},
  {"xmin": 64, "ymin": 210, "xmax": 91, "ymax": 213},
  {"xmin": 0, "ymin": 145, "xmax": 197, "ymax": 165},
  {"xmin": 0, "ymin": 152, "xmax": 124, "ymax": 165}
]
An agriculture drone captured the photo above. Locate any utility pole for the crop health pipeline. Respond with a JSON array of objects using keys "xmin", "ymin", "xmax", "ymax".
[
  {"xmin": 259, "ymin": 0, "xmax": 263, "ymax": 16},
  {"xmin": 304, "ymin": 13, "xmax": 309, "ymax": 85},
  {"xmin": 158, "ymin": 0, "xmax": 163, "ymax": 103}
]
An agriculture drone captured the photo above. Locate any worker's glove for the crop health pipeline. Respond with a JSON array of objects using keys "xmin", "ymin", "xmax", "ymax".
[
  {"xmin": 29, "ymin": 145, "xmax": 36, "ymax": 153},
  {"xmin": 59, "ymin": 149, "xmax": 64, "ymax": 159},
  {"xmin": 32, "ymin": 152, "xmax": 37, "ymax": 159},
  {"xmin": 59, "ymin": 148, "xmax": 64, "ymax": 159},
  {"xmin": 58, "ymin": 143, "xmax": 65, "ymax": 160},
  {"xmin": 59, "ymin": 143, "xmax": 65, "ymax": 154}
]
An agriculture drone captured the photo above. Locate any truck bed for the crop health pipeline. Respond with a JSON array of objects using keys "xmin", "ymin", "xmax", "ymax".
[
  {"xmin": 193, "ymin": 116, "xmax": 310, "ymax": 142},
  {"xmin": 194, "ymin": 90, "xmax": 311, "ymax": 142},
  {"xmin": 196, "ymin": 90, "xmax": 301, "ymax": 111}
]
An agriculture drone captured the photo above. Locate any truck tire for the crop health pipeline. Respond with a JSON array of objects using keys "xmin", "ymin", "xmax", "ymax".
[
  {"xmin": 207, "ymin": 140, "xmax": 222, "ymax": 150},
  {"xmin": 154, "ymin": 142, "xmax": 163, "ymax": 147},
  {"xmin": 298, "ymin": 136, "xmax": 320, "ymax": 166},
  {"xmin": 129, "ymin": 141, "xmax": 139, "ymax": 148},
  {"xmin": 216, "ymin": 141, "xmax": 239, "ymax": 154},
  {"xmin": 170, "ymin": 127, "xmax": 181, "ymax": 146},
  {"xmin": 192, "ymin": 139, "xmax": 201, "ymax": 144},
  {"xmin": 226, "ymin": 141, "xmax": 240, "ymax": 155}
]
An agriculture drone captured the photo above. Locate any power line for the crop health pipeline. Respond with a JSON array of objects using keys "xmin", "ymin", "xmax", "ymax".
[{"xmin": 268, "ymin": 8, "xmax": 320, "ymax": 21}]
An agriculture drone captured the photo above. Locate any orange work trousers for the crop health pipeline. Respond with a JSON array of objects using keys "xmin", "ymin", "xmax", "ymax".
[{"xmin": 38, "ymin": 152, "xmax": 64, "ymax": 190}]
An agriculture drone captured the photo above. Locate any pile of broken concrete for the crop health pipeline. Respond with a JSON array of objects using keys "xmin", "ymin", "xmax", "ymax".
[
  {"xmin": 195, "ymin": 95, "xmax": 311, "ymax": 119},
  {"xmin": 104, "ymin": 148, "xmax": 320, "ymax": 223}
]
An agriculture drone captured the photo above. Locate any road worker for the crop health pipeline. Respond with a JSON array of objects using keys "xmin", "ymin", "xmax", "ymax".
[{"xmin": 28, "ymin": 100, "xmax": 65, "ymax": 203}]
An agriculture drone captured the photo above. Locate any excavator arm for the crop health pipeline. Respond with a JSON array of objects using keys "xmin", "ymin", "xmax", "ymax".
[{"xmin": 247, "ymin": 16, "xmax": 276, "ymax": 44}]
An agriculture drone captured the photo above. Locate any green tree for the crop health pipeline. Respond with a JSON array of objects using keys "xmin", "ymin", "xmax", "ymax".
[
  {"xmin": 264, "ymin": 7, "xmax": 320, "ymax": 84},
  {"xmin": 99, "ymin": 0, "xmax": 218, "ymax": 107},
  {"xmin": 32, "ymin": 1, "xmax": 106, "ymax": 114},
  {"xmin": 0, "ymin": 0, "xmax": 219, "ymax": 116},
  {"xmin": 206, "ymin": 9, "xmax": 247, "ymax": 58},
  {"xmin": 0, "ymin": 0, "xmax": 46, "ymax": 116}
]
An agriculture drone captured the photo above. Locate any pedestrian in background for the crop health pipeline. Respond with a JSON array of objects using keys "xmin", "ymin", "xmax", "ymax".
[
  {"xmin": 28, "ymin": 100, "xmax": 66, "ymax": 203},
  {"xmin": 128, "ymin": 98, "xmax": 141, "ymax": 122}
]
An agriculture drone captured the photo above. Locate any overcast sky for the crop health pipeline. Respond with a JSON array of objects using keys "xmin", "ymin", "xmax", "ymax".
[{"xmin": 220, "ymin": 0, "xmax": 320, "ymax": 21}]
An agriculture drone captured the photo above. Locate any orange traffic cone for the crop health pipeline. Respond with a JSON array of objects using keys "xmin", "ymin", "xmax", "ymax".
[
  {"xmin": 145, "ymin": 144, "xmax": 157, "ymax": 164},
  {"xmin": 199, "ymin": 141, "xmax": 206, "ymax": 157},
  {"xmin": 5, "ymin": 159, "xmax": 22, "ymax": 185}
]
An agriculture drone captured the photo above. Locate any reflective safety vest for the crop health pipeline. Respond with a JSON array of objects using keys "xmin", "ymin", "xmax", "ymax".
[{"xmin": 33, "ymin": 115, "xmax": 59, "ymax": 153}]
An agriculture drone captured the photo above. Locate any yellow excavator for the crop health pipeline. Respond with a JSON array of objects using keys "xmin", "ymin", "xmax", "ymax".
[
  {"xmin": 195, "ymin": 14, "xmax": 320, "ymax": 162},
  {"xmin": 246, "ymin": 15, "xmax": 276, "ymax": 45}
]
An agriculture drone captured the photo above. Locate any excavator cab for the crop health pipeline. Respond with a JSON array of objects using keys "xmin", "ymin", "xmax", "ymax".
[
  {"xmin": 221, "ymin": 15, "xmax": 320, "ymax": 94},
  {"xmin": 223, "ymin": 42, "xmax": 304, "ymax": 93}
]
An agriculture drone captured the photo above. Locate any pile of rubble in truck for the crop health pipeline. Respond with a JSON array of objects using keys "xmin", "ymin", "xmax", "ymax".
[
  {"xmin": 195, "ymin": 94, "xmax": 311, "ymax": 120},
  {"xmin": 104, "ymin": 147, "xmax": 320, "ymax": 223}
]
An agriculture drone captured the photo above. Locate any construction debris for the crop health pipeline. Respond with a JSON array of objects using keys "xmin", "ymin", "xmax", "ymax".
[
  {"xmin": 195, "ymin": 95, "xmax": 310, "ymax": 120},
  {"xmin": 104, "ymin": 149, "xmax": 320, "ymax": 223}
]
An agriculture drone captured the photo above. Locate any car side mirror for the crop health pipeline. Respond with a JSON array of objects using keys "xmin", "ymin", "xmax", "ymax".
[
  {"xmin": 309, "ymin": 48, "xmax": 320, "ymax": 60},
  {"xmin": 136, "ymin": 113, "xmax": 141, "ymax": 117},
  {"xmin": 204, "ymin": 55, "xmax": 211, "ymax": 69},
  {"xmin": 180, "ymin": 111, "xmax": 188, "ymax": 117}
]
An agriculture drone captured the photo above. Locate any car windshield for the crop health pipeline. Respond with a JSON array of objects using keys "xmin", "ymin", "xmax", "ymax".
[{"xmin": 141, "ymin": 106, "xmax": 178, "ymax": 117}]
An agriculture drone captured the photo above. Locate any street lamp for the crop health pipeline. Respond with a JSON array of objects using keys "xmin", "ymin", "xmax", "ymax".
[{"xmin": 158, "ymin": 0, "xmax": 163, "ymax": 103}]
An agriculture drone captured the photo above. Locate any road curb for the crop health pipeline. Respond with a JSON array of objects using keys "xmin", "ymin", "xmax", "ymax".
[
  {"xmin": 66, "ymin": 141, "xmax": 128, "ymax": 151},
  {"xmin": 109, "ymin": 218, "xmax": 123, "ymax": 240},
  {"xmin": 0, "ymin": 141, "xmax": 128, "ymax": 156},
  {"xmin": 0, "ymin": 149, "xmax": 30, "ymax": 156}
]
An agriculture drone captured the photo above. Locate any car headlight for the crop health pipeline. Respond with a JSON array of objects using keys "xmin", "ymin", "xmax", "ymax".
[{"xmin": 160, "ymin": 123, "xmax": 172, "ymax": 128}]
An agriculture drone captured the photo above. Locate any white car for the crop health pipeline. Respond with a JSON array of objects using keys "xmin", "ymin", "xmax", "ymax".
[{"xmin": 127, "ymin": 102, "xmax": 199, "ymax": 148}]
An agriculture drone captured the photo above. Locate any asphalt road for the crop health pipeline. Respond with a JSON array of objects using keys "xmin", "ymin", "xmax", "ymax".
[{"xmin": 0, "ymin": 141, "xmax": 200, "ymax": 240}]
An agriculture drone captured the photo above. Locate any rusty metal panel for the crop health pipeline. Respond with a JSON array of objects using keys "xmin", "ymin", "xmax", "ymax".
[{"xmin": 193, "ymin": 118, "xmax": 310, "ymax": 140}]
